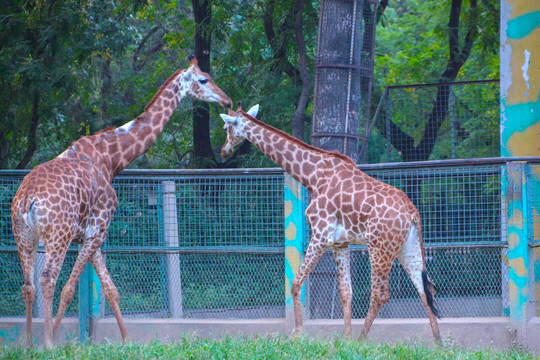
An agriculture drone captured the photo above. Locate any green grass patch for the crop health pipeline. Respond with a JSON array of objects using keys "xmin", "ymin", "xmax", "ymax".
[{"xmin": 1, "ymin": 336, "xmax": 538, "ymax": 360}]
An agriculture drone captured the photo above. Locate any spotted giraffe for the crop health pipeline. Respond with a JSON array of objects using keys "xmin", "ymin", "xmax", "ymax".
[
  {"xmin": 220, "ymin": 104, "xmax": 441, "ymax": 343},
  {"xmin": 11, "ymin": 56, "xmax": 232, "ymax": 347}
]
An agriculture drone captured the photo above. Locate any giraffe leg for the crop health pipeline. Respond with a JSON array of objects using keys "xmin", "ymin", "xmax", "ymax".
[
  {"xmin": 360, "ymin": 246, "xmax": 393, "ymax": 340},
  {"xmin": 13, "ymin": 231, "xmax": 38, "ymax": 347},
  {"xmin": 52, "ymin": 238, "xmax": 104, "ymax": 340},
  {"xmin": 332, "ymin": 244, "xmax": 352, "ymax": 338},
  {"xmin": 39, "ymin": 241, "xmax": 70, "ymax": 348},
  {"xmin": 397, "ymin": 225, "xmax": 441, "ymax": 344},
  {"xmin": 89, "ymin": 249, "xmax": 128, "ymax": 342},
  {"xmin": 291, "ymin": 240, "xmax": 330, "ymax": 336}
]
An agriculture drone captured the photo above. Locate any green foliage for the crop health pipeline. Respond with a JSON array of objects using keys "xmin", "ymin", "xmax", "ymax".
[
  {"xmin": 0, "ymin": 0, "xmax": 500, "ymax": 169},
  {"xmin": 374, "ymin": 0, "xmax": 499, "ymax": 88},
  {"xmin": 1, "ymin": 337, "xmax": 538, "ymax": 359}
]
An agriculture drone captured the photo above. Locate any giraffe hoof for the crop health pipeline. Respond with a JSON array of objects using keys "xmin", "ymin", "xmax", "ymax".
[{"xmin": 290, "ymin": 327, "xmax": 303, "ymax": 338}]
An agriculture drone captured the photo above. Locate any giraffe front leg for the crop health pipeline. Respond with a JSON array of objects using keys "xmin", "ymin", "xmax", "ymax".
[
  {"xmin": 290, "ymin": 239, "xmax": 329, "ymax": 337},
  {"xmin": 52, "ymin": 236, "xmax": 105, "ymax": 341},
  {"xmin": 360, "ymin": 245, "xmax": 393, "ymax": 340},
  {"xmin": 332, "ymin": 244, "xmax": 352, "ymax": 338},
  {"xmin": 90, "ymin": 249, "xmax": 128, "ymax": 342}
]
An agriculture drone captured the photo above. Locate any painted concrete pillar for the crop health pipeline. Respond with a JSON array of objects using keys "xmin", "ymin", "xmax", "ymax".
[
  {"xmin": 500, "ymin": 0, "xmax": 540, "ymax": 343},
  {"xmin": 79, "ymin": 262, "xmax": 101, "ymax": 343},
  {"xmin": 504, "ymin": 163, "xmax": 533, "ymax": 336},
  {"xmin": 284, "ymin": 174, "xmax": 306, "ymax": 332}
]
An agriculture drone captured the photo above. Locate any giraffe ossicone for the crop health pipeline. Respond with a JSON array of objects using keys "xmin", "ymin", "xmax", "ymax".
[
  {"xmin": 11, "ymin": 56, "xmax": 231, "ymax": 348},
  {"xmin": 220, "ymin": 105, "xmax": 441, "ymax": 343}
]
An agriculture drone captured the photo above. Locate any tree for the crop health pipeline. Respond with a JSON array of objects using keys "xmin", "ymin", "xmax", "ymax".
[
  {"xmin": 375, "ymin": 0, "xmax": 499, "ymax": 162},
  {"xmin": 0, "ymin": 1, "xmax": 89, "ymax": 168}
]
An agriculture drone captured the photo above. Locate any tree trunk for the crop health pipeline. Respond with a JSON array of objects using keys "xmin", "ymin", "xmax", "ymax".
[
  {"xmin": 16, "ymin": 91, "xmax": 39, "ymax": 169},
  {"xmin": 312, "ymin": 0, "xmax": 366, "ymax": 163},
  {"xmin": 291, "ymin": 0, "xmax": 311, "ymax": 140},
  {"xmin": 191, "ymin": 0, "xmax": 215, "ymax": 167},
  {"xmin": 386, "ymin": 0, "xmax": 478, "ymax": 162}
]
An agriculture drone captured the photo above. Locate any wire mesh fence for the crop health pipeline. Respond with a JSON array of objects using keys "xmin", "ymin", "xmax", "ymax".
[
  {"xmin": 0, "ymin": 159, "xmax": 536, "ymax": 322},
  {"xmin": 364, "ymin": 80, "xmax": 500, "ymax": 163}
]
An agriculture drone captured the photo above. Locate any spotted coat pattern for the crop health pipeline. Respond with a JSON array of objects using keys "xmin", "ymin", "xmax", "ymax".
[
  {"xmin": 221, "ymin": 107, "xmax": 441, "ymax": 342},
  {"xmin": 11, "ymin": 57, "xmax": 232, "ymax": 347}
]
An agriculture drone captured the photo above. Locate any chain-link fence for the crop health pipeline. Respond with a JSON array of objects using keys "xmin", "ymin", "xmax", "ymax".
[
  {"xmin": 0, "ymin": 159, "xmax": 537, "ymax": 322},
  {"xmin": 364, "ymin": 80, "xmax": 500, "ymax": 163}
]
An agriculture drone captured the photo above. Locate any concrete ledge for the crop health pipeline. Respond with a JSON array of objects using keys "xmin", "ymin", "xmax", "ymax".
[
  {"xmin": 1, "ymin": 317, "xmax": 539, "ymax": 354},
  {"xmin": 94, "ymin": 318, "xmax": 286, "ymax": 343},
  {"xmin": 0, "ymin": 318, "xmax": 79, "ymax": 346}
]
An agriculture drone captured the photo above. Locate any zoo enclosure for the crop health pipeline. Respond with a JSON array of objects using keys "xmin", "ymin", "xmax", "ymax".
[
  {"xmin": 363, "ymin": 80, "xmax": 500, "ymax": 163},
  {"xmin": 0, "ymin": 157, "xmax": 538, "ymax": 334}
]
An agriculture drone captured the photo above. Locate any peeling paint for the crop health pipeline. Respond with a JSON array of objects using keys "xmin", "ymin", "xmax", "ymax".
[{"xmin": 521, "ymin": 49, "xmax": 531, "ymax": 93}]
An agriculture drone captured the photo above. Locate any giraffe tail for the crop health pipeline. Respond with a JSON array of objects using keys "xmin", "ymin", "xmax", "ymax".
[
  {"xmin": 21, "ymin": 198, "xmax": 36, "ymax": 227},
  {"xmin": 422, "ymin": 270, "xmax": 440, "ymax": 319}
]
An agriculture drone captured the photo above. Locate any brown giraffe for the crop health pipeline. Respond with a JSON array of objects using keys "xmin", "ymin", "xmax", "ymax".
[
  {"xmin": 220, "ymin": 104, "xmax": 441, "ymax": 343},
  {"xmin": 11, "ymin": 56, "xmax": 232, "ymax": 347}
]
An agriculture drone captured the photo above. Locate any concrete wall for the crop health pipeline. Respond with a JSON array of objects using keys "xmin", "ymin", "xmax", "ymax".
[{"xmin": 1, "ymin": 317, "xmax": 539, "ymax": 354}]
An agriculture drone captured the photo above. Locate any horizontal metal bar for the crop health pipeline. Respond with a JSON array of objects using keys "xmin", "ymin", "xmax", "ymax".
[
  {"xmin": 0, "ymin": 242, "xmax": 506, "ymax": 254},
  {"xmin": 311, "ymin": 132, "xmax": 369, "ymax": 141},
  {"xmin": 0, "ymin": 168, "xmax": 286, "ymax": 178},
  {"xmin": 101, "ymin": 246, "xmax": 284, "ymax": 255},
  {"xmin": 315, "ymin": 63, "xmax": 373, "ymax": 72},
  {"xmin": 2, "ymin": 157, "xmax": 540, "ymax": 178},
  {"xmin": 386, "ymin": 79, "xmax": 499, "ymax": 90},
  {"xmin": 358, "ymin": 157, "xmax": 540, "ymax": 171}
]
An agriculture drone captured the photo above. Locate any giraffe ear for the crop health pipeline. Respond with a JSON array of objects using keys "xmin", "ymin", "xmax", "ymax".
[
  {"xmin": 220, "ymin": 114, "xmax": 238, "ymax": 126},
  {"xmin": 246, "ymin": 104, "xmax": 259, "ymax": 118},
  {"xmin": 182, "ymin": 67, "xmax": 193, "ymax": 81}
]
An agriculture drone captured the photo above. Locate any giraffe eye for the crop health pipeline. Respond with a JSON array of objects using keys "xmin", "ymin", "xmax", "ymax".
[{"xmin": 198, "ymin": 78, "xmax": 208, "ymax": 84}]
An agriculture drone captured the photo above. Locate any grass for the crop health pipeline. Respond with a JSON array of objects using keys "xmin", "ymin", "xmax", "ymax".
[{"xmin": 1, "ymin": 336, "xmax": 538, "ymax": 360}]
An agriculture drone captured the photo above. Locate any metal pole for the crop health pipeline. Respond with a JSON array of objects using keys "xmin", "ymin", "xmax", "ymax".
[
  {"xmin": 34, "ymin": 240, "xmax": 44, "ymax": 318},
  {"xmin": 79, "ymin": 262, "xmax": 100, "ymax": 343},
  {"xmin": 162, "ymin": 181, "xmax": 183, "ymax": 318}
]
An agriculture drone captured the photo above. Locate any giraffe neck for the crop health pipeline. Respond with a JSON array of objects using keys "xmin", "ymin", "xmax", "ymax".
[
  {"xmin": 241, "ymin": 116, "xmax": 351, "ymax": 192},
  {"xmin": 59, "ymin": 70, "xmax": 190, "ymax": 180}
]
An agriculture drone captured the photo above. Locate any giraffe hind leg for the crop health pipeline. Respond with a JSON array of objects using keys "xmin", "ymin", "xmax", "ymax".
[
  {"xmin": 397, "ymin": 224, "xmax": 441, "ymax": 343},
  {"xmin": 332, "ymin": 244, "xmax": 353, "ymax": 337},
  {"xmin": 13, "ymin": 230, "xmax": 38, "ymax": 347}
]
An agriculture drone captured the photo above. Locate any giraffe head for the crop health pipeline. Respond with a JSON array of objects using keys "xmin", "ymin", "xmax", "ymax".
[
  {"xmin": 181, "ymin": 55, "xmax": 232, "ymax": 108},
  {"xmin": 219, "ymin": 103, "xmax": 259, "ymax": 158}
]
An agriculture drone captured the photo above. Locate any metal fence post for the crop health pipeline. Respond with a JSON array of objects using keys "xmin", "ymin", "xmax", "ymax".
[
  {"xmin": 284, "ymin": 174, "xmax": 306, "ymax": 333},
  {"xmin": 504, "ymin": 162, "xmax": 533, "ymax": 342},
  {"xmin": 79, "ymin": 262, "xmax": 100, "ymax": 343},
  {"xmin": 34, "ymin": 241, "xmax": 44, "ymax": 318},
  {"xmin": 162, "ymin": 181, "xmax": 183, "ymax": 318}
]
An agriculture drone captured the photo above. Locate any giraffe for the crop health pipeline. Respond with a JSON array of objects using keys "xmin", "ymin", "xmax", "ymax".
[
  {"xmin": 220, "ymin": 104, "xmax": 441, "ymax": 343},
  {"xmin": 11, "ymin": 55, "xmax": 232, "ymax": 347}
]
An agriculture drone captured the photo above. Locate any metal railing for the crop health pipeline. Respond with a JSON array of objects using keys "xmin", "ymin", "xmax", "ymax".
[{"xmin": 0, "ymin": 157, "xmax": 538, "ymax": 324}]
